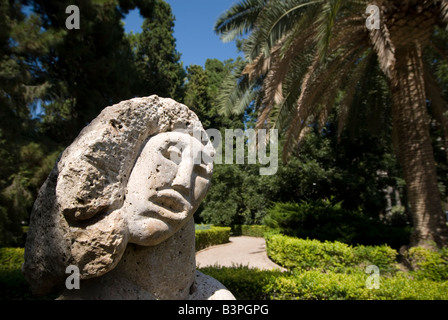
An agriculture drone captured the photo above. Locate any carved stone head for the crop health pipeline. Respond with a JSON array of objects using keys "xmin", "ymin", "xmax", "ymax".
[{"xmin": 22, "ymin": 96, "xmax": 214, "ymax": 296}]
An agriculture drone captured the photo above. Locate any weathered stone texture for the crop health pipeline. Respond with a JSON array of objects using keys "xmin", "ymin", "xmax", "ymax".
[{"xmin": 23, "ymin": 95, "xmax": 235, "ymax": 300}]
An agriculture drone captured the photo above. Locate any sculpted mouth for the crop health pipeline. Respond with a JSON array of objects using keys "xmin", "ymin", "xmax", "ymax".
[{"xmin": 149, "ymin": 189, "xmax": 190, "ymax": 215}]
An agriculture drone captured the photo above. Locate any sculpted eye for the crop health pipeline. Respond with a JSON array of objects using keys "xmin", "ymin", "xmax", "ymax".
[{"xmin": 161, "ymin": 145, "xmax": 182, "ymax": 165}]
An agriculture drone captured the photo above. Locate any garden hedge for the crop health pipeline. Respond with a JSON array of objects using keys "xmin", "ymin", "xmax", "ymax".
[
  {"xmin": 2, "ymin": 232, "xmax": 448, "ymax": 300},
  {"xmin": 231, "ymin": 225, "xmax": 272, "ymax": 237},
  {"xmin": 0, "ymin": 247, "xmax": 33, "ymax": 300},
  {"xmin": 199, "ymin": 265, "xmax": 448, "ymax": 300},
  {"xmin": 265, "ymin": 233, "xmax": 399, "ymax": 274},
  {"xmin": 405, "ymin": 246, "xmax": 448, "ymax": 281},
  {"xmin": 199, "ymin": 234, "xmax": 448, "ymax": 300},
  {"xmin": 1, "ymin": 226, "xmax": 232, "ymax": 300},
  {"xmin": 195, "ymin": 226, "xmax": 231, "ymax": 251}
]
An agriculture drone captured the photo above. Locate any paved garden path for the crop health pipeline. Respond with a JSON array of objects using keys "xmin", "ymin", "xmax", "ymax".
[{"xmin": 195, "ymin": 236, "xmax": 286, "ymax": 271}]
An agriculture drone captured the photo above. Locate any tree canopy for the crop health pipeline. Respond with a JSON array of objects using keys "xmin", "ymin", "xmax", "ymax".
[
  {"xmin": 1, "ymin": 0, "xmax": 445, "ymax": 251},
  {"xmin": 0, "ymin": 0, "xmax": 184, "ymax": 246},
  {"xmin": 214, "ymin": 0, "xmax": 448, "ymax": 248}
]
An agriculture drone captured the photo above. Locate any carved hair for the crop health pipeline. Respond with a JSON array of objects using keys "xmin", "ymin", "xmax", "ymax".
[{"xmin": 22, "ymin": 96, "xmax": 212, "ymax": 295}]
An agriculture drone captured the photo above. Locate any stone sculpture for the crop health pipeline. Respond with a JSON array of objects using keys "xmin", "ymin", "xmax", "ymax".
[{"xmin": 22, "ymin": 95, "xmax": 235, "ymax": 300}]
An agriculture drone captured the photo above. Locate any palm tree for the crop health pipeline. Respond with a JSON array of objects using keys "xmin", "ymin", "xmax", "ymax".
[{"xmin": 214, "ymin": 0, "xmax": 448, "ymax": 248}]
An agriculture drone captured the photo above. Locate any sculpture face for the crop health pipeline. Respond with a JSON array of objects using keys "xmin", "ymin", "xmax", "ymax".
[{"xmin": 125, "ymin": 131, "xmax": 213, "ymax": 246}]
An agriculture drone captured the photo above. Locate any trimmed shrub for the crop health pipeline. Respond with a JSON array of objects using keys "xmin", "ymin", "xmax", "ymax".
[
  {"xmin": 199, "ymin": 265, "xmax": 281, "ymax": 300},
  {"xmin": 373, "ymin": 272, "xmax": 448, "ymax": 300},
  {"xmin": 0, "ymin": 247, "xmax": 33, "ymax": 300},
  {"xmin": 265, "ymin": 234, "xmax": 356, "ymax": 272},
  {"xmin": 263, "ymin": 200, "xmax": 410, "ymax": 248},
  {"xmin": 265, "ymin": 234, "xmax": 399, "ymax": 274},
  {"xmin": 406, "ymin": 246, "xmax": 448, "ymax": 281},
  {"xmin": 260, "ymin": 270, "xmax": 368, "ymax": 300},
  {"xmin": 354, "ymin": 244, "xmax": 398, "ymax": 273},
  {"xmin": 231, "ymin": 225, "xmax": 273, "ymax": 237},
  {"xmin": 198, "ymin": 266, "xmax": 448, "ymax": 300},
  {"xmin": 2, "ymin": 243, "xmax": 447, "ymax": 300},
  {"xmin": 195, "ymin": 226, "xmax": 231, "ymax": 251}
]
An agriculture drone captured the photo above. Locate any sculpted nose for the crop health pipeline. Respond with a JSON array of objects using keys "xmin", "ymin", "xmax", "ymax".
[{"xmin": 172, "ymin": 160, "xmax": 193, "ymax": 197}]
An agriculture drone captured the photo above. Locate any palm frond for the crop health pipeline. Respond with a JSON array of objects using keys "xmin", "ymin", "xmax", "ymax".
[
  {"xmin": 282, "ymin": 30, "xmax": 369, "ymax": 160},
  {"xmin": 216, "ymin": 62, "xmax": 248, "ymax": 116},
  {"xmin": 368, "ymin": 12, "xmax": 396, "ymax": 78},
  {"xmin": 260, "ymin": 48, "xmax": 316, "ymax": 132},
  {"xmin": 216, "ymin": 61, "xmax": 264, "ymax": 117},
  {"xmin": 242, "ymin": 51, "xmax": 271, "ymax": 81},
  {"xmin": 315, "ymin": 0, "xmax": 342, "ymax": 60},
  {"xmin": 336, "ymin": 51, "xmax": 374, "ymax": 136},
  {"xmin": 261, "ymin": 16, "xmax": 318, "ymax": 109},
  {"xmin": 258, "ymin": 2, "xmax": 366, "ymax": 133},
  {"xmin": 312, "ymin": 41, "xmax": 369, "ymax": 131},
  {"xmin": 281, "ymin": 53, "xmax": 321, "ymax": 161},
  {"xmin": 242, "ymin": 0, "xmax": 322, "ymax": 61},
  {"xmin": 215, "ymin": 0, "xmax": 412, "ymax": 164},
  {"xmin": 440, "ymin": 0, "xmax": 448, "ymax": 30},
  {"xmin": 214, "ymin": 0, "xmax": 268, "ymax": 43}
]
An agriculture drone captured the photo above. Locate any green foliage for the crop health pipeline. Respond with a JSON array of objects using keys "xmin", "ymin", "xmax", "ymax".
[
  {"xmin": 195, "ymin": 226, "xmax": 231, "ymax": 251},
  {"xmin": 406, "ymin": 246, "xmax": 448, "ymax": 281},
  {"xmin": 353, "ymin": 245, "xmax": 398, "ymax": 273},
  {"xmin": 184, "ymin": 59, "xmax": 268, "ymax": 227},
  {"xmin": 30, "ymin": 0, "xmax": 154, "ymax": 143},
  {"xmin": 266, "ymin": 234, "xmax": 356, "ymax": 272},
  {"xmin": 199, "ymin": 163, "xmax": 269, "ymax": 226},
  {"xmin": 199, "ymin": 265, "xmax": 280, "ymax": 300},
  {"xmin": 2, "ymin": 239, "xmax": 447, "ymax": 300},
  {"xmin": 199, "ymin": 234, "xmax": 447, "ymax": 300},
  {"xmin": 199, "ymin": 265, "xmax": 448, "ymax": 300},
  {"xmin": 231, "ymin": 225, "xmax": 272, "ymax": 237},
  {"xmin": 264, "ymin": 198, "xmax": 410, "ymax": 248},
  {"xmin": 0, "ymin": 0, "xmax": 186, "ymax": 247},
  {"xmin": 201, "ymin": 125, "xmax": 410, "ymax": 248},
  {"xmin": 183, "ymin": 59, "xmax": 244, "ymax": 130},
  {"xmin": 0, "ymin": 247, "xmax": 32, "ymax": 299},
  {"xmin": 374, "ymin": 273, "xmax": 448, "ymax": 300},
  {"xmin": 0, "ymin": 247, "xmax": 24, "ymax": 268},
  {"xmin": 133, "ymin": 0, "xmax": 185, "ymax": 101},
  {"xmin": 0, "ymin": 1, "xmax": 59, "ymax": 244},
  {"xmin": 213, "ymin": 0, "xmax": 448, "ymax": 248},
  {"xmin": 0, "ymin": 141, "xmax": 62, "ymax": 247},
  {"xmin": 263, "ymin": 200, "xmax": 358, "ymax": 241},
  {"xmin": 265, "ymin": 234, "xmax": 399, "ymax": 274}
]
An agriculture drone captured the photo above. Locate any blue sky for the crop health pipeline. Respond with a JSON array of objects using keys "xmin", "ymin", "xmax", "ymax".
[{"xmin": 123, "ymin": 0, "xmax": 242, "ymax": 67}]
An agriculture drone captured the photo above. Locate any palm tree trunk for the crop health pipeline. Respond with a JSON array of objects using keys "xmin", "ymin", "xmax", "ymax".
[{"xmin": 390, "ymin": 42, "xmax": 448, "ymax": 248}]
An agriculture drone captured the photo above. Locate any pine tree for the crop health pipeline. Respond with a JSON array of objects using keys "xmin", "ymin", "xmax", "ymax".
[
  {"xmin": 0, "ymin": 0, "xmax": 158, "ymax": 245},
  {"xmin": 133, "ymin": 0, "xmax": 185, "ymax": 101},
  {"xmin": 183, "ymin": 58, "xmax": 244, "ymax": 130},
  {"xmin": 31, "ymin": 0, "xmax": 149, "ymax": 143},
  {"xmin": 0, "ymin": 0, "xmax": 62, "ymax": 246}
]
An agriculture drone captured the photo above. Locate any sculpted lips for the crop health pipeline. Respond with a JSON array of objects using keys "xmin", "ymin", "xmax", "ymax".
[{"xmin": 149, "ymin": 189, "xmax": 191, "ymax": 216}]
